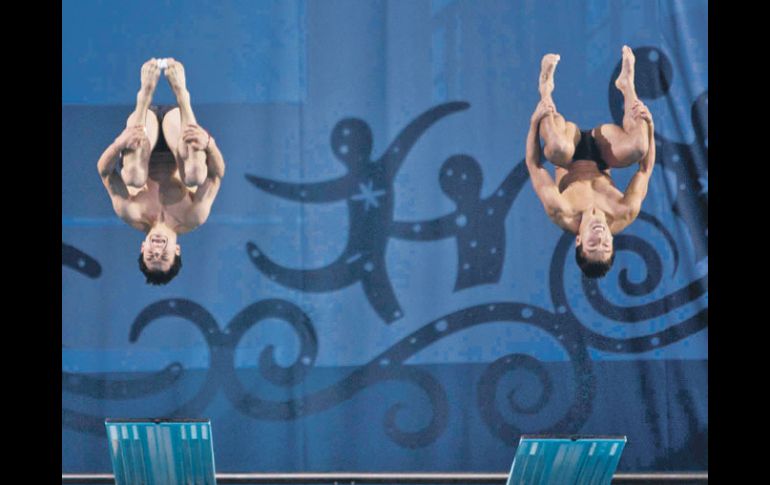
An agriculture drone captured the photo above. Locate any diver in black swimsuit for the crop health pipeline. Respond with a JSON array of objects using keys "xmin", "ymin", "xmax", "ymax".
[{"xmin": 525, "ymin": 47, "xmax": 656, "ymax": 279}]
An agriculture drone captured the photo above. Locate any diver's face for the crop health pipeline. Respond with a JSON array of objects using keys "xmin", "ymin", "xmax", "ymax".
[
  {"xmin": 141, "ymin": 233, "xmax": 180, "ymax": 271},
  {"xmin": 576, "ymin": 218, "xmax": 613, "ymax": 262}
]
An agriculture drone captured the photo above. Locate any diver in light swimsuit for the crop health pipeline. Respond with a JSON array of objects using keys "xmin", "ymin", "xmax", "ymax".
[{"xmin": 96, "ymin": 58, "xmax": 226, "ymax": 285}]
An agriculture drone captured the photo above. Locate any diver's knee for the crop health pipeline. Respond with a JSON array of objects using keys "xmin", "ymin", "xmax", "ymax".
[
  {"xmin": 544, "ymin": 141, "xmax": 574, "ymax": 165},
  {"xmin": 182, "ymin": 160, "xmax": 208, "ymax": 187},
  {"xmin": 625, "ymin": 136, "xmax": 649, "ymax": 165},
  {"xmin": 121, "ymin": 164, "xmax": 147, "ymax": 188}
]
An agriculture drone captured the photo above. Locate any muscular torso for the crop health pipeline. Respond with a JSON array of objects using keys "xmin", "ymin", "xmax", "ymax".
[
  {"xmin": 553, "ymin": 160, "xmax": 631, "ymax": 233},
  {"xmin": 114, "ymin": 156, "xmax": 212, "ymax": 234}
]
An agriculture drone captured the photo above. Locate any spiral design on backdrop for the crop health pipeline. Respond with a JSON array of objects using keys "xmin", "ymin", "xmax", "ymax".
[
  {"xmin": 63, "ymin": 213, "xmax": 706, "ymax": 444},
  {"xmin": 550, "ymin": 228, "xmax": 707, "ymax": 355}
]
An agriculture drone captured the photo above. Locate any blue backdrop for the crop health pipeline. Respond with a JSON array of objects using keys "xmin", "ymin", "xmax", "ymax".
[{"xmin": 62, "ymin": 0, "xmax": 708, "ymax": 474}]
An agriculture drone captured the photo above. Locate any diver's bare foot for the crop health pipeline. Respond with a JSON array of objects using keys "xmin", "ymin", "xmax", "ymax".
[
  {"xmin": 615, "ymin": 45, "xmax": 635, "ymax": 93},
  {"xmin": 539, "ymin": 54, "xmax": 560, "ymax": 99},
  {"xmin": 164, "ymin": 58, "xmax": 188, "ymax": 97},
  {"xmin": 132, "ymin": 59, "xmax": 160, "ymax": 120},
  {"xmin": 139, "ymin": 58, "xmax": 161, "ymax": 96}
]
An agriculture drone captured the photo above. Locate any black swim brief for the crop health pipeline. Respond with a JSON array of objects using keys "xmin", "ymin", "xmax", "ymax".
[{"xmin": 573, "ymin": 130, "xmax": 608, "ymax": 171}]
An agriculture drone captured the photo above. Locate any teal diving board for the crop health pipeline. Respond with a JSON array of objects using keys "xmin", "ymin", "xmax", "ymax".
[
  {"xmin": 506, "ymin": 435, "xmax": 627, "ymax": 485},
  {"xmin": 105, "ymin": 418, "xmax": 216, "ymax": 485}
]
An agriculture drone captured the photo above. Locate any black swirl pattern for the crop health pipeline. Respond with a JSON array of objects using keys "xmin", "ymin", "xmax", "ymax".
[{"xmin": 62, "ymin": 242, "xmax": 102, "ymax": 278}]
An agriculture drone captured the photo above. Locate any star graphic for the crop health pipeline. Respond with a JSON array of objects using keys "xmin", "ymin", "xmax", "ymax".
[{"xmin": 350, "ymin": 180, "xmax": 387, "ymax": 210}]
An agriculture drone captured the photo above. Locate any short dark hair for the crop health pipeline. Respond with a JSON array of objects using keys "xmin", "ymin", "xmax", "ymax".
[
  {"xmin": 138, "ymin": 253, "xmax": 182, "ymax": 285},
  {"xmin": 575, "ymin": 244, "xmax": 615, "ymax": 279}
]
